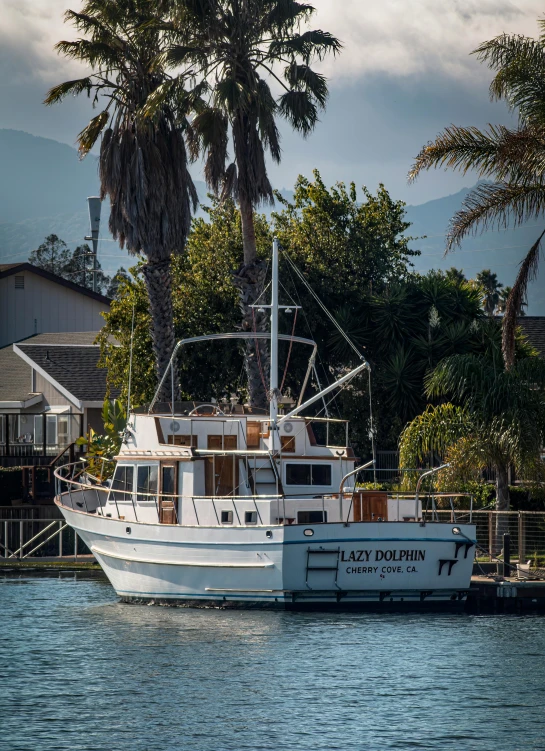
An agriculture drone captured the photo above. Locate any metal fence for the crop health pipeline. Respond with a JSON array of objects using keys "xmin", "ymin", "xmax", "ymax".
[
  {"xmin": 433, "ymin": 510, "xmax": 545, "ymax": 563},
  {"xmin": 0, "ymin": 506, "xmax": 89, "ymax": 559}
]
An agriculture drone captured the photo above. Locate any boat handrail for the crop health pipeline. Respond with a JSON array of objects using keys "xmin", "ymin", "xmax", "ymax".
[{"xmin": 149, "ymin": 332, "xmax": 317, "ymax": 415}]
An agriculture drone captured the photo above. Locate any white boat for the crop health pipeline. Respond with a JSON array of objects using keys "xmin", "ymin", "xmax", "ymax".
[{"xmin": 55, "ymin": 240, "xmax": 476, "ymax": 610}]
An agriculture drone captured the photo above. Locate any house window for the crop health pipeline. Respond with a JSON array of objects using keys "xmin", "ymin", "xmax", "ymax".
[
  {"xmin": 14, "ymin": 275, "xmax": 24, "ymax": 289},
  {"xmin": 110, "ymin": 465, "xmax": 134, "ymax": 502},
  {"xmin": 0, "ymin": 415, "xmax": 5, "ymax": 444},
  {"xmin": 221, "ymin": 510, "xmax": 233, "ymax": 524},
  {"xmin": 137, "ymin": 465, "xmax": 158, "ymax": 503},
  {"xmin": 245, "ymin": 511, "xmax": 257, "ymax": 524},
  {"xmin": 280, "ymin": 436, "xmax": 295, "ymax": 453},
  {"xmin": 34, "ymin": 414, "xmax": 62, "ymax": 447},
  {"xmin": 297, "ymin": 510, "xmax": 327, "ymax": 524},
  {"xmin": 285, "ymin": 464, "xmax": 332, "ymax": 486},
  {"xmin": 168, "ymin": 434, "xmax": 197, "ymax": 447}
]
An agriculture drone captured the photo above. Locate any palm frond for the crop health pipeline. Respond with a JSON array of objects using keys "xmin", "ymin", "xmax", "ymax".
[
  {"xmin": 269, "ymin": 30, "xmax": 341, "ymax": 62},
  {"xmin": 284, "ymin": 63, "xmax": 328, "ymax": 107},
  {"xmin": 193, "ymin": 107, "xmax": 229, "ymax": 193},
  {"xmin": 278, "ymin": 90, "xmax": 317, "ymax": 134},
  {"xmin": 408, "ymin": 124, "xmax": 544, "ymax": 183},
  {"xmin": 44, "ymin": 77, "xmax": 93, "ymax": 105},
  {"xmin": 502, "ymin": 228, "xmax": 545, "ymax": 368},
  {"xmin": 77, "ymin": 110, "xmax": 110, "ymax": 157},
  {"xmin": 446, "ymin": 181, "xmax": 545, "ymax": 250}
]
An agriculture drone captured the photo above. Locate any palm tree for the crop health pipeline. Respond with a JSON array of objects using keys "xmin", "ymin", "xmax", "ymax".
[
  {"xmin": 475, "ymin": 269, "xmax": 503, "ymax": 316},
  {"xmin": 45, "ymin": 0, "xmax": 197, "ymax": 400},
  {"xmin": 408, "ymin": 17, "xmax": 545, "ymax": 368},
  {"xmin": 153, "ymin": 0, "xmax": 341, "ymax": 407},
  {"xmin": 399, "ymin": 354, "xmax": 545, "ymax": 549},
  {"xmin": 497, "ymin": 285, "xmax": 526, "ymax": 316},
  {"xmin": 445, "ymin": 267, "xmax": 466, "ymax": 286}
]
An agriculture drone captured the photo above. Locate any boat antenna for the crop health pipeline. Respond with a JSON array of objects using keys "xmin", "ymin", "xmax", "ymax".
[{"xmin": 126, "ymin": 298, "xmax": 136, "ymax": 419}]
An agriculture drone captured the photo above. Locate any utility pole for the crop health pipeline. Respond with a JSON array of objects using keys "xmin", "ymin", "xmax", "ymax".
[{"xmin": 85, "ymin": 197, "xmax": 101, "ymax": 292}]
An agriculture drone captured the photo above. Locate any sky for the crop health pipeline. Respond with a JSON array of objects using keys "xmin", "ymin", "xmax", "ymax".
[{"xmin": 0, "ymin": 0, "xmax": 544, "ymax": 205}]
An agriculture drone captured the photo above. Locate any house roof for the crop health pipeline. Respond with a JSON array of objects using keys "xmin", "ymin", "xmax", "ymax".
[
  {"xmin": 15, "ymin": 343, "xmax": 120, "ymax": 403},
  {"xmin": 518, "ymin": 317, "xmax": 545, "ymax": 358},
  {"xmin": 0, "ymin": 263, "xmax": 111, "ymax": 305},
  {"xmin": 0, "ymin": 345, "xmax": 37, "ymax": 403}
]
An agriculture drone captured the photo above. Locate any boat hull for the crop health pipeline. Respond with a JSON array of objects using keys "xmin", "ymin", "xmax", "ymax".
[{"xmin": 56, "ymin": 500, "xmax": 475, "ymax": 611}]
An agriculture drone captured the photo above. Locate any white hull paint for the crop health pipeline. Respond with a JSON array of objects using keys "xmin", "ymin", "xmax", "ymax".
[{"xmin": 57, "ymin": 500, "xmax": 476, "ymax": 610}]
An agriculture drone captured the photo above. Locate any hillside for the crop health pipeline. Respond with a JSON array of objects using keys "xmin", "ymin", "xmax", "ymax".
[{"xmin": 0, "ymin": 129, "xmax": 543, "ymax": 313}]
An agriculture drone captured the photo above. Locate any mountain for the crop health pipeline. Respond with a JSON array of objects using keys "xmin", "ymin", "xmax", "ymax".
[
  {"xmin": 404, "ymin": 187, "xmax": 545, "ymax": 314},
  {"xmin": 0, "ymin": 129, "xmax": 543, "ymax": 313}
]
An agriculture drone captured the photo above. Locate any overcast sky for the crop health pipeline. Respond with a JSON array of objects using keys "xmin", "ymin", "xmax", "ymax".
[{"xmin": 1, "ymin": 0, "xmax": 544, "ymax": 204}]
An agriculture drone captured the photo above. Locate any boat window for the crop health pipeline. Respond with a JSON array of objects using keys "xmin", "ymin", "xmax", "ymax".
[
  {"xmin": 110, "ymin": 465, "xmax": 134, "ymax": 502},
  {"xmin": 208, "ymin": 435, "xmax": 238, "ymax": 450},
  {"xmin": 221, "ymin": 510, "xmax": 233, "ymax": 524},
  {"xmin": 280, "ymin": 436, "xmax": 295, "ymax": 453},
  {"xmin": 162, "ymin": 465, "xmax": 176, "ymax": 495},
  {"xmin": 297, "ymin": 510, "xmax": 327, "ymax": 524},
  {"xmin": 245, "ymin": 511, "xmax": 257, "ymax": 524},
  {"xmin": 168, "ymin": 434, "xmax": 198, "ymax": 447},
  {"xmin": 285, "ymin": 464, "xmax": 332, "ymax": 486},
  {"xmin": 311, "ymin": 464, "xmax": 332, "ymax": 486},
  {"xmin": 137, "ymin": 465, "xmax": 158, "ymax": 503}
]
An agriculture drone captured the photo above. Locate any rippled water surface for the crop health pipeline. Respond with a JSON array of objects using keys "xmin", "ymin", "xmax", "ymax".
[{"xmin": 2, "ymin": 573, "xmax": 545, "ymax": 751}]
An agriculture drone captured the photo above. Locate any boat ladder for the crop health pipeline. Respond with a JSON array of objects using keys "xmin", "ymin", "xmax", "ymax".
[{"xmin": 305, "ymin": 547, "xmax": 341, "ymax": 589}]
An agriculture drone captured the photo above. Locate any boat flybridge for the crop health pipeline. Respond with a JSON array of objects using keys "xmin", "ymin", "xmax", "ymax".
[{"xmin": 55, "ymin": 240, "xmax": 476, "ymax": 610}]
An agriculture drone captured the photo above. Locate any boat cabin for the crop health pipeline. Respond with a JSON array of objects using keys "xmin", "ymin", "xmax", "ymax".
[{"xmin": 87, "ymin": 402, "xmax": 419, "ymax": 527}]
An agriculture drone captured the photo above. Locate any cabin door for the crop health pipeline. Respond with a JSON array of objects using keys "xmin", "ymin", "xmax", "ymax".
[
  {"xmin": 159, "ymin": 462, "xmax": 178, "ymax": 524},
  {"xmin": 205, "ymin": 435, "xmax": 238, "ymax": 496},
  {"xmin": 353, "ymin": 491, "xmax": 388, "ymax": 522}
]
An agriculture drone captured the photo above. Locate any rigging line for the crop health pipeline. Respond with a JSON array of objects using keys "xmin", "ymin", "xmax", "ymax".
[
  {"xmin": 283, "ymin": 252, "xmax": 365, "ymax": 362},
  {"xmin": 251, "ymin": 307, "xmax": 268, "ymax": 394},
  {"xmin": 280, "ymin": 309, "xmax": 298, "ymax": 394},
  {"xmin": 282, "ymin": 252, "xmax": 334, "ymax": 406},
  {"xmin": 368, "ymin": 369, "xmax": 377, "ymax": 483}
]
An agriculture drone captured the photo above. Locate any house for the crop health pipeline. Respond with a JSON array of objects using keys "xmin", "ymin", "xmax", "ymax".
[
  {"xmin": 0, "ymin": 263, "xmax": 110, "ymax": 348},
  {"xmin": 0, "ymin": 332, "xmax": 119, "ymax": 466}
]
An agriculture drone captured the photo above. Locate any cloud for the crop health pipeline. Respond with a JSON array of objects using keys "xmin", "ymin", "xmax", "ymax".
[
  {"xmin": 311, "ymin": 0, "xmax": 544, "ymax": 82},
  {"xmin": 0, "ymin": 0, "xmax": 85, "ymax": 84}
]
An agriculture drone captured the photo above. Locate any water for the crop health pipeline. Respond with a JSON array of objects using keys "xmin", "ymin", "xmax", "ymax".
[{"xmin": 1, "ymin": 573, "xmax": 545, "ymax": 751}]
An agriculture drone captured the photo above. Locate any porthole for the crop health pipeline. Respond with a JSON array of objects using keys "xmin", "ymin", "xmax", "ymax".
[
  {"xmin": 266, "ymin": 530, "xmax": 273, "ymax": 539},
  {"xmin": 452, "ymin": 527, "xmax": 461, "ymax": 535},
  {"xmin": 221, "ymin": 511, "xmax": 233, "ymax": 524},
  {"xmin": 303, "ymin": 528, "xmax": 314, "ymax": 537},
  {"xmin": 126, "ymin": 527, "xmax": 131, "ymax": 534}
]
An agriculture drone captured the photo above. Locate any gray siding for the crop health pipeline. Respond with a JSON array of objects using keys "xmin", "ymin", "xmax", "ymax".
[
  {"xmin": 0, "ymin": 271, "xmax": 109, "ymax": 347},
  {"xmin": 34, "ymin": 372, "xmax": 79, "ymax": 409}
]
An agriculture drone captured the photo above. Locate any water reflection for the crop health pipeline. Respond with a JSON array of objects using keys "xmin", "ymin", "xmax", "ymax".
[{"xmin": 2, "ymin": 576, "xmax": 545, "ymax": 751}]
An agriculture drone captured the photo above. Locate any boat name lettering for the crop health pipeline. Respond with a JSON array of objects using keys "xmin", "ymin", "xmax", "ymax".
[{"xmin": 340, "ymin": 549, "xmax": 425, "ymax": 563}]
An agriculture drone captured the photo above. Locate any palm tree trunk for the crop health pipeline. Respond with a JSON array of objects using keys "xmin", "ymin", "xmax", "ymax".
[
  {"xmin": 240, "ymin": 195, "xmax": 257, "ymax": 266},
  {"xmin": 141, "ymin": 258, "xmax": 179, "ymax": 405},
  {"xmin": 233, "ymin": 259, "xmax": 270, "ymax": 410},
  {"xmin": 493, "ymin": 463, "xmax": 510, "ymax": 555}
]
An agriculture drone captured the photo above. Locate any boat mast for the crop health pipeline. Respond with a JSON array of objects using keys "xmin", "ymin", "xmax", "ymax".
[{"xmin": 270, "ymin": 238, "xmax": 279, "ymax": 446}]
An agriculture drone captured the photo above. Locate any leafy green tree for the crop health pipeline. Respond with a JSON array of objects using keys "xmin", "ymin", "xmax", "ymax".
[
  {"xmin": 45, "ymin": 0, "xmax": 197, "ymax": 400},
  {"xmin": 156, "ymin": 0, "xmax": 341, "ymax": 407},
  {"xmin": 475, "ymin": 269, "xmax": 503, "ymax": 316},
  {"xmin": 63, "ymin": 243, "xmax": 112, "ymax": 295},
  {"xmin": 29, "ymin": 234, "xmax": 71, "ymax": 276},
  {"xmin": 106, "ymin": 267, "xmax": 131, "ymax": 299},
  {"xmin": 98, "ymin": 197, "xmax": 271, "ymax": 405},
  {"xmin": 409, "ymin": 16, "xmax": 545, "ymax": 367}
]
